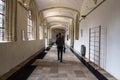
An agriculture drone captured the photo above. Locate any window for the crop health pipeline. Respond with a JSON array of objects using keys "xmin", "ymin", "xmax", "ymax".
[
  {"xmin": 0, "ymin": 0, "xmax": 5, "ymax": 42},
  {"xmin": 39, "ymin": 25, "xmax": 43, "ymax": 39},
  {"xmin": 27, "ymin": 10, "xmax": 33, "ymax": 40},
  {"xmin": 0, "ymin": 0, "xmax": 17, "ymax": 43}
]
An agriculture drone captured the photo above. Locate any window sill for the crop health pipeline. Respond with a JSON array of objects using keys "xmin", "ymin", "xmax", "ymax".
[{"xmin": 0, "ymin": 41, "xmax": 12, "ymax": 43}]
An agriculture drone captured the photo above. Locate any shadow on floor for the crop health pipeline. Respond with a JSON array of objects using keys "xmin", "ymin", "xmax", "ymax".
[{"xmin": 7, "ymin": 45, "xmax": 52, "ymax": 80}]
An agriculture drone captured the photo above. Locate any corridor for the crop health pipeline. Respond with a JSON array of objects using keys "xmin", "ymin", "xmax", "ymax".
[
  {"xmin": 27, "ymin": 46, "xmax": 97, "ymax": 80},
  {"xmin": 1, "ymin": 0, "xmax": 120, "ymax": 80},
  {"xmin": 25, "ymin": 44, "xmax": 117, "ymax": 80},
  {"xmin": 27, "ymin": 45, "xmax": 97, "ymax": 80}
]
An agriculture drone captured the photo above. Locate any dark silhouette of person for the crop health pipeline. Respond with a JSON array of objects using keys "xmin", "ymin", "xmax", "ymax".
[{"xmin": 56, "ymin": 33, "xmax": 64, "ymax": 62}]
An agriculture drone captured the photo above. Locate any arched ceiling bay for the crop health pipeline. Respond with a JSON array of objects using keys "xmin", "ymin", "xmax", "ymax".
[
  {"xmin": 34, "ymin": 0, "xmax": 83, "ymax": 30},
  {"xmin": 41, "ymin": 7, "xmax": 79, "ymax": 30},
  {"xmin": 35, "ymin": 0, "xmax": 83, "ymax": 11},
  {"xmin": 19, "ymin": 0, "xmax": 84, "ymax": 30},
  {"xmin": 18, "ymin": 0, "xmax": 106, "ymax": 31},
  {"xmin": 41, "ymin": 7, "xmax": 79, "ymax": 19},
  {"xmin": 47, "ymin": 21, "xmax": 69, "ymax": 31},
  {"xmin": 42, "ymin": 10, "xmax": 74, "ymax": 30},
  {"xmin": 44, "ymin": 15, "xmax": 73, "ymax": 24},
  {"xmin": 48, "ymin": 22, "xmax": 69, "ymax": 28},
  {"xmin": 51, "ymin": 25, "xmax": 67, "ymax": 31}
]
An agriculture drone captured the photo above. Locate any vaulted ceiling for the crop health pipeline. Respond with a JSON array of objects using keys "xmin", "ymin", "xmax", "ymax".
[
  {"xmin": 35, "ymin": 0, "xmax": 83, "ymax": 30},
  {"xmin": 18, "ymin": 0, "xmax": 84, "ymax": 31},
  {"xmin": 18, "ymin": 0, "xmax": 102, "ymax": 31}
]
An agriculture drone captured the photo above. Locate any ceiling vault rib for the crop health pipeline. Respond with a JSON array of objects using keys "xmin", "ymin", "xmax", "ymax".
[
  {"xmin": 48, "ymin": 21, "xmax": 70, "ymax": 25},
  {"xmin": 50, "ymin": 24, "xmax": 68, "ymax": 28},
  {"xmin": 39, "ymin": 7, "xmax": 80, "ymax": 15},
  {"xmin": 44, "ymin": 16, "xmax": 73, "ymax": 25},
  {"xmin": 44, "ymin": 15, "xmax": 73, "ymax": 20}
]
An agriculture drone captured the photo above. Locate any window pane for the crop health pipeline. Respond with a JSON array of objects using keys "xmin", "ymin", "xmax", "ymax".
[
  {"xmin": 0, "ymin": 29, "xmax": 2, "ymax": 40},
  {"xmin": 27, "ymin": 10, "xmax": 34, "ymax": 40},
  {"xmin": 0, "ymin": 27, "xmax": 4, "ymax": 41},
  {"xmin": 0, "ymin": 23, "xmax": 2, "ymax": 27},
  {"xmin": 0, "ymin": 0, "xmax": 4, "ymax": 5},
  {"xmin": 29, "ymin": 20, "xmax": 32, "ymax": 26},
  {"xmin": 0, "ymin": 4, "xmax": 4, "ymax": 14},
  {"xmin": 0, "ymin": 14, "xmax": 2, "ymax": 19},
  {"xmin": 0, "ymin": 0, "xmax": 5, "ymax": 42},
  {"xmin": 27, "ymin": 18, "xmax": 29, "ymax": 24}
]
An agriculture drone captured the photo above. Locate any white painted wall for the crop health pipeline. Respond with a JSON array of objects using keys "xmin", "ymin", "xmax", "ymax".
[
  {"xmin": 0, "ymin": 3, "xmax": 45, "ymax": 76},
  {"xmin": 73, "ymin": 0, "xmax": 120, "ymax": 79}
]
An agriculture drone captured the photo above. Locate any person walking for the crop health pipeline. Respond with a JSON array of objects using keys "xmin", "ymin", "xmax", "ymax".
[{"xmin": 56, "ymin": 33, "xmax": 64, "ymax": 62}]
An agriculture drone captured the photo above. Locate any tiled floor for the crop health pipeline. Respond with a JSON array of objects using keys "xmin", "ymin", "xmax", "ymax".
[
  {"xmin": 27, "ymin": 45, "xmax": 97, "ymax": 80},
  {"xmin": 84, "ymin": 59, "xmax": 117, "ymax": 80}
]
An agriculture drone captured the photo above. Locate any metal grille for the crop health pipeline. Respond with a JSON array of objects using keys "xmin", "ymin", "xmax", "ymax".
[{"xmin": 89, "ymin": 25, "xmax": 101, "ymax": 69}]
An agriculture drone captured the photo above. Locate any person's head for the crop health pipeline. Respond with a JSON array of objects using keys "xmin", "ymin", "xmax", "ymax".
[
  {"xmin": 58, "ymin": 33, "xmax": 61, "ymax": 37},
  {"xmin": 56, "ymin": 34, "xmax": 58, "ymax": 38}
]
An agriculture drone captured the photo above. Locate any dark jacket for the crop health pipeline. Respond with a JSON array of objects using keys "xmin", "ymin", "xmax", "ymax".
[{"xmin": 56, "ymin": 37, "xmax": 64, "ymax": 49}]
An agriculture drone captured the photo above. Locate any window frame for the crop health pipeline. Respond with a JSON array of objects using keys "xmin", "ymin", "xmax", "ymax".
[
  {"xmin": 0, "ymin": 0, "xmax": 5, "ymax": 42},
  {"xmin": 39, "ymin": 25, "xmax": 43, "ymax": 39},
  {"xmin": 27, "ymin": 10, "xmax": 34, "ymax": 40}
]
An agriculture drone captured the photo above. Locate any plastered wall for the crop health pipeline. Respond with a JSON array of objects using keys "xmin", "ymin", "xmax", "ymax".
[
  {"xmin": 0, "ymin": 3, "xmax": 45, "ymax": 76},
  {"xmin": 72, "ymin": 0, "xmax": 120, "ymax": 79}
]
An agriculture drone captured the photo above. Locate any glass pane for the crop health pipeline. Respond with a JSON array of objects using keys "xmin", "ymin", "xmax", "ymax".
[
  {"xmin": 27, "ymin": 10, "xmax": 33, "ymax": 40},
  {"xmin": 0, "ymin": 23, "xmax": 2, "ymax": 27},
  {"xmin": 0, "ymin": 14, "xmax": 2, "ymax": 18},
  {"xmin": 27, "ymin": 18, "xmax": 29, "ymax": 24},
  {"xmin": 0, "ymin": 0, "xmax": 5, "ymax": 42},
  {"xmin": 0, "ymin": 5, "xmax": 4, "ymax": 14},
  {"xmin": 0, "ymin": 28, "xmax": 4, "ymax": 41},
  {"xmin": 0, "ymin": 15, "xmax": 3, "ymax": 23},
  {"xmin": 0, "ymin": 29, "xmax": 2, "ymax": 40},
  {"xmin": 0, "ymin": 0, "xmax": 4, "ymax": 13},
  {"xmin": 29, "ymin": 26, "xmax": 32, "ymax": 32},
  {"xmin": 29, "ymin": 20, "xmax": 32, "ymax": 26},
  {"xmin": 0, "ymin": 0, "xmax": 4, "ymax": 5}
]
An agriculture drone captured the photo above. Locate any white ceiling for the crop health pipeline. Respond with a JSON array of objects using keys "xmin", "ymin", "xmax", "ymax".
[
  {"xmin": 42, "ymin": 8, "xmax": 78, "ymax": 18},
  {"xmin": 20, "ymin": 0, "xmax": 84, "ymax": 30},
  {"xmin": 19, "ymin": 0, "xmax": 105, "ymax": 31},
  {"xmin": 51, "ymin": 25, "xmax": 67, "ymax": 31},
  {"xmin": 35, "ymin": 0, "xmax": 83, "ymax": 11},
  {"xmin": 46, "ymin": 17, "xmax": 72, "ymax": 23}
]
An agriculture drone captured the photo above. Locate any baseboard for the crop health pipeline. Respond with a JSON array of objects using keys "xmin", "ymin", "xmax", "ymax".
[{"xmin": 70, "ymin": 47, "xmax": 108, "ymax": 80}]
